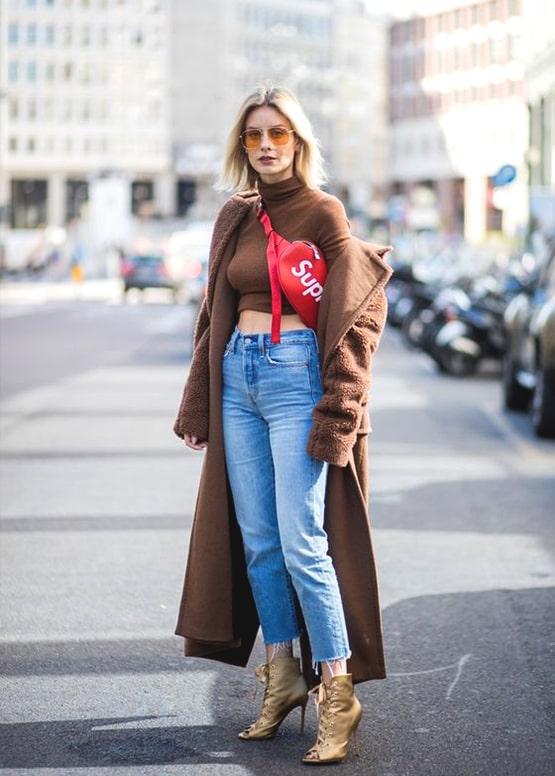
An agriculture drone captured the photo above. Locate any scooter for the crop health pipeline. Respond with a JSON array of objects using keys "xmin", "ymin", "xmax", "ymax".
[
  {"xmin": 431, "ymin": 278, "xmax": 508, "ymax": 376},
  {"xmin": 385, "ymin": 262, "xmax": 421, "ymax": 328},
  {"xmin": 419, "ymin": 286, "xmax": 472, "ymax": 368}
]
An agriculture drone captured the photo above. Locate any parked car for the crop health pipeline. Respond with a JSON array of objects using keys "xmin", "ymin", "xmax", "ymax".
[
  {"xmin": 166, "ymin": 221, "xmax": 213, "ymax": 304},
  {"xmin": 502, "ymin": 245, "xmax": 555, "ymax": 438},
  {"xmin": 120, "ymin": 254, "xmax": 181, "ymax": 300}
]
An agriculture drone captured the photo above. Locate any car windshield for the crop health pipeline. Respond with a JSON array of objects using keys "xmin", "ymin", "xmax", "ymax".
[{"xmin": 131, "ymin": 255, "xmax": 163, "ymax": 263}]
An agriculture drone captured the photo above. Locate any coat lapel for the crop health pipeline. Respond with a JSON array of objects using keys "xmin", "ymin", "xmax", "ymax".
[{"xmin": 318, "ymin": 238, "xmax": 392, "ymax": 369}]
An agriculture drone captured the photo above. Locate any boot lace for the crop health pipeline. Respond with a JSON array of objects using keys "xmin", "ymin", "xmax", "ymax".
[
  {"xmin": 247, "ymin": 663, "xmax": 275, "ymax": 728},
  {"xmin": 306, "ymin": 683, "xmax": 338, "ymax": 753}
]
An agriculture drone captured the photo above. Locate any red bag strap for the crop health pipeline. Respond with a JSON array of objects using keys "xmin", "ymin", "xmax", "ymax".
[{"xmin": 257, "ymin": 200, "xmax": 282, "ymax": 343}]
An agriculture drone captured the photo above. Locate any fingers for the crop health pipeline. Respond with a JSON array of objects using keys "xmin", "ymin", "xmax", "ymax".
[{"xmin": 184, "ymin": 434, "xmax": 207, "ymax": 451}]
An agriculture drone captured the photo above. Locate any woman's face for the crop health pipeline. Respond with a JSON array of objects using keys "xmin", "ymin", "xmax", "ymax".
[{"xmin": 242, "ymin": 106, "xmax": 299, "ymax": 185}]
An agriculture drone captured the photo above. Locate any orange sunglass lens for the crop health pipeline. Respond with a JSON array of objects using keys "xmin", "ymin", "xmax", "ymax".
[{"xmin": 242, "ymin": 128, "xmax": 292, "ymax": 148}]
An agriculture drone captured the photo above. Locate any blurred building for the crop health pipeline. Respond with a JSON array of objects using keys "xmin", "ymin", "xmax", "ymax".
[
  {"xmin": 8, "ymin": 0, "xmax": 551, "ymax": 267},
  {"xmin": 0, "ymin": 0, "xmax": 172, "ymax": 239},
  {"xmin": 332, "ymin": 3, "xmax": 390, "ymax": 227},
  {"xmin": 171, "ymin": 0, "xmax": 389, "ymax": 227},
  {"xmin": 524, "ymin": 3, "xmax": 555, "ymax": 244},
  {"xmin": 0, "ymin": 0, "xmax": 389, "ymax": 244},
  {"xmin": 388, "ymin": 0, "xmax": 533, "ymax": 246}
]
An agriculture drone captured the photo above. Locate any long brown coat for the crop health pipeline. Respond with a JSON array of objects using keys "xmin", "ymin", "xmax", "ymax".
[{"xmin": 174, "ymin": 191, "xmax": 393, "ymax": 685}]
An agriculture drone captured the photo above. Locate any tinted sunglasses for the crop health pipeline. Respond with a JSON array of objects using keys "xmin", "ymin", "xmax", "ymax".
[{"xmin": 240, "ymin": 126, "xmax": 296, "ymax": 149}]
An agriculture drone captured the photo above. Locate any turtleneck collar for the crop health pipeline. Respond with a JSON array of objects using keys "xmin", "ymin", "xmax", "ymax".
[{"xmin": 257, "ymin": 176, "xmax": 306, "ymax": 204}]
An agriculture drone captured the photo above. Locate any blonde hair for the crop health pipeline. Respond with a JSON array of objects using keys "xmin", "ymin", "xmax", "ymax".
[{"xmin": 218, "ymin": 85, "xmax": 327, "ymax": 192}]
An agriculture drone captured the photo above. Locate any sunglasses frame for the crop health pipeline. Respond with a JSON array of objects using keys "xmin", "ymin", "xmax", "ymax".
[{"xmin": 240, "ymin": 126, "xmax": 296, "ymax": 149}]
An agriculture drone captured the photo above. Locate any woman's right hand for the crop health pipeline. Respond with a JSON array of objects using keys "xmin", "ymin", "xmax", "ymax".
[{"xmin": 184, "ymin": 434, "xmax": 207, "ymax": 451}]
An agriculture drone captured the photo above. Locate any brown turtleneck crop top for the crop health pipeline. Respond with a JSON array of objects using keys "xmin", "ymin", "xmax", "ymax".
[{"xmin": 227, "ymin": 176, "xmax": 351, "ymax": 315}]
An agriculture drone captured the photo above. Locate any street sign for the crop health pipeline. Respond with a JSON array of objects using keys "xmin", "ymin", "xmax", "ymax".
[{"xmin": 492, "ymin": 164, "xmax": 517, "ymax": 187}]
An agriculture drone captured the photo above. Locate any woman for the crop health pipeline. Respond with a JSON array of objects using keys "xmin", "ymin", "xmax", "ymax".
[{"xmin": 174, "ymin": 85, "xmax": 392, "ymax": 765}]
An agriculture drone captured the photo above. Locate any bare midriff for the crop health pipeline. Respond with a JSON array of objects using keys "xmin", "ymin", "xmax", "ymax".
[{"xmin": 238, "ymin": 310, "xmax": 308, "ymax": 334}]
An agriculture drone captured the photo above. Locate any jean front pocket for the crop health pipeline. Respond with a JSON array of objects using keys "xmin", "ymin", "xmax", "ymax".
[{"xmin": 265, "ymin": 343, "xmax": 309, "ymax": 367}]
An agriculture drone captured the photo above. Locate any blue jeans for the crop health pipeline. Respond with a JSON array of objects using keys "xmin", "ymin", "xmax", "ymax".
[{"xmin": 222, "ymin": 327, "xmax": 351, "ymax": 663}]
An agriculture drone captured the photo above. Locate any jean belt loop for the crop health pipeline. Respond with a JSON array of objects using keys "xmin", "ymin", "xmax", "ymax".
[
  {"xmin": 230, "ymin": 327, "xmax": 240, "ymax": 354},
  {"xmin": 258, "ymin": 333, "xmax": 265, "ymax": 357}
]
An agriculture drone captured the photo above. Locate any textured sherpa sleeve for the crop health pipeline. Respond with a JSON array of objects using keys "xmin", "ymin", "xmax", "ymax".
[
  {"xmin": 306, "ymin": 289, "xmax": 388, "ymax": 467},
  {"xmin": 173, "ymin": 297, "xmax": 210, "ymax": 442}
]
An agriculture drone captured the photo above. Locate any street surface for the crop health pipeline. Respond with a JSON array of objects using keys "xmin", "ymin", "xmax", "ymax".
[{"xmin": 1, "ymin": 281, "xmax": 554, "ymax": 776}]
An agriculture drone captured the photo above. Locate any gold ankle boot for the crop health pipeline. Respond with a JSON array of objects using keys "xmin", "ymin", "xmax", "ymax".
[
  {"xmin": 302, "ymin": 674, "xmax": 362, "ymax": 764},
  {"xmin": 238, "ymin": 657, "xmax": 309, "ymax": 740}
]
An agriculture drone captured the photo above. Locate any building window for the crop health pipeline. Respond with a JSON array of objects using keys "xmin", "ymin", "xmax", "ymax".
[
  {"xmin": 45, "ymin": 25, "xmax": 55, "ymax": 45},
  {"xmin": 27, "ymin": 24, "xmax": 37, "ymax": 44},
  {"xmin": 8, "ymin": 24, "xmax": 18, "ymax": 44},
  {"xmin": 8, "ymin": 62, "xmax": 19, "ymax": 82},
  {"xmin": 66, "ymin": 180, "xmax": 89, "ymax": 222},
  {"xmin": 131, "ymin": 180, "xmax": 154, "ymax": 216},
  {"xmin": 488, "ymin": 1, "xmax": 500, "ymax": 21},
  {"xmin": 10, "ymin": 179, "xmax": 48, "ymax": 229},
  {"xmin": 176, "ymin": 180, "xmax": 196, "ymax": 217},
  {"xmin": 27, "ymin": 62, "xmax": 37, "ymax": 81}
]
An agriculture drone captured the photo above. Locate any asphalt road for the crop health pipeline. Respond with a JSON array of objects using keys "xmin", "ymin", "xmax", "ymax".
[{"xmin": 1, "ymin": 289, "xmax": 554, "ymax": 776}]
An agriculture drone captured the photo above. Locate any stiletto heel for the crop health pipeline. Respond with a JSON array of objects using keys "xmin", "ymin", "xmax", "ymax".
[
  {"xmin": 300, "ymin": 698, "xmax": 307, "ymax": 733},
  {"xmin": 302, "ymin": 674, "xmax": 362, "ymax": 765},
  {"xmin": 239, "ymin": 657, "xmax": 309, "ymax": 740},
  {"xmin": 352, "ymin": 722, "xmax": 361, "ymax": 757}
]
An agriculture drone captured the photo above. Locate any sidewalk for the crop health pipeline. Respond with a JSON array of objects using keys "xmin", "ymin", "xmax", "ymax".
[
  {"xmin": 0, "ymin": 277, "xmax": 122, "ymax": 306},
  {"xmin": 1, "ymin": 315, "xmax": 554, "ymax": 775}
]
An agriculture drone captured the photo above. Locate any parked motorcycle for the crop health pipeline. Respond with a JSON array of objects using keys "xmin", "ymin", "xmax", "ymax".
[
  {"xmin": 398, "ymin": 279, "xmax": 441, "ymax": 349},
  {"xmin": 428, "ymin": 277, "xmax": 509, "ymax": 376},
  {"xmin": 418, "ymin": 286, "xmax": 472, "ymax": 367},
  {"xmin": 385, "ymin": 262, "xmax": 421, "ymax": 329},
  {"xmin": 386, "ymin": 248, "xmax": 473, "ymax": 348}
]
